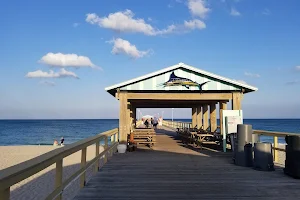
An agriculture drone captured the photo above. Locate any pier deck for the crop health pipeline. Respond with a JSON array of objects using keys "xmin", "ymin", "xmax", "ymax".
[{"xmin": 74, "ymin": 126, "xmax": 300, "ymax": 200}]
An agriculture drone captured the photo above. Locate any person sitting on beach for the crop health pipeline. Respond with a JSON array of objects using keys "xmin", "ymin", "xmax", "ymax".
[
  {"xmin": 60, "ymin": 137, "xmax": 64, "ymax": 146},
  {"xmin": 53, "ymin": 140, "xmax": 58, "ymax": 146}
]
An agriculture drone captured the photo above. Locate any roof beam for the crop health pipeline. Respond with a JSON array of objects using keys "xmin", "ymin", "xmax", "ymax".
[{"xmin": 127, "ymin": 93, "xmax": 232, "ymax": 101}]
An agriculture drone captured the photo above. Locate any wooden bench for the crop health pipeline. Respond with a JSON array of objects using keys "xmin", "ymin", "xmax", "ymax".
[{"xmin": 129, "ymin": 131, "xmax": 156, "ymax": 148}]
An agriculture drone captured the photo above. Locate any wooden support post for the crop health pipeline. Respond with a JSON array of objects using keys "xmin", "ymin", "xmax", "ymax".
[
  {"xmin": 232, "ymin": 92, "xmax": 242, "ymax": 110},
  {"xmin": 210, "ymin": 103, "xmax": 217, "ymax": 132},
  {"xmin": 104, "ymin": 136, "xmax": 108, "ymax": 163},
  {"xmin": 202, "ymin": 105, "xmax": 209, "ymax": 131},
  {"xmin": 0, "ymin": 187, "xmax": 10, "ymax": 200},
  {"xmin": 197, "ymin": 106, "xmax": 202, "ymax": 130},
  {"xmin": 219, "ymin": 102, "xmax": 227, "ymax": 135},
  {"xmin": 54, "ymin": 159, "xmax": 63, "ymax": 200},
  {"xmin": 95, "ymin": 140, "xmax": 100, "ymax": 172},
  {"xmin": 119, "ymin": 92, "xmax": 128, "ymax": 142},
  {"xmin": 127, "ymin": 102, "xmax": 131, "ymax": 137},
  {"xmin": 192, "ymin": 107, "xmax": 197, "ymax": 128},
  {"xmin": 80, "ymin": 147, "xmax": 87, "ymax": 188},
  {"xmin": 274, "ymin": 136, "xmax": 279, "ymax": 163},
  {"xmin": 132, "ymin": 105, "xmax": 136, "ymax": 128}
]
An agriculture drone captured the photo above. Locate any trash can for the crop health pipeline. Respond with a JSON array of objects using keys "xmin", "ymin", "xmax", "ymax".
[
  {"xmin": 233, "ymin": 124, "xmax": 254, "ymax": 167},
  {"xmin": 253, "ymin": 142, "xmax": 274, "ymax": 171},
  {"xmin": 284, "ymin": 135, "xmax": 300, "ymax": 178}
]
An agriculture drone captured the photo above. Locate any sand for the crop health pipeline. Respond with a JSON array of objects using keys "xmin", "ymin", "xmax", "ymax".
[{"xmin": 0, "ymin": 145, "xmax": 105, "ymax": 200}]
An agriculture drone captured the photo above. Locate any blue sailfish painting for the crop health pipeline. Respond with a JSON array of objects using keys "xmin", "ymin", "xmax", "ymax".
[{"xmin": 158, "ymin": 71, "xmax": 210, "ymax": 92}]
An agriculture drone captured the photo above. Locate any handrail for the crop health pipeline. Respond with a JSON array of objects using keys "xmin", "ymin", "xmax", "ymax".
[
  {"xmin": 253, "ymin": 129, "xmax": 300, "ymax": 137},
  {"xmin": 0, "ymin": 128, "xmax": 119, "ymax": 200}
]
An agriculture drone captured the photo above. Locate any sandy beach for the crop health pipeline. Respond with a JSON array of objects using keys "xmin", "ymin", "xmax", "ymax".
[{"xmin": 0, "ymin": 145, "xmax": 105, "ymax": 200}]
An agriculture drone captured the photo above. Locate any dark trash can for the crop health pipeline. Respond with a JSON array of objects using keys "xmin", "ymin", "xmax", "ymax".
[
  {"xmin": 253, "ymin": 142, "xmax": 274, "ymax": 171},
  {"xmin": 284, "ymin": 135, "xmax": 300, "ymax": 178},
  {"xmin": 233, "ymin": 124, "xmax": 254, "ymax": 167}
]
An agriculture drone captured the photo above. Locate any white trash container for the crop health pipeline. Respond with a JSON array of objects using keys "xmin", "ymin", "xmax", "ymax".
[{"xmin": 117, "ymin": 144, "xmax": 127, "ymax": 153}]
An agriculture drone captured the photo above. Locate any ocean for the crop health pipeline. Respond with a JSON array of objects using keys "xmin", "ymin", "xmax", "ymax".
[{"xmin": 0, "ymin": 119, "xmax": 299, "ymax": 146}]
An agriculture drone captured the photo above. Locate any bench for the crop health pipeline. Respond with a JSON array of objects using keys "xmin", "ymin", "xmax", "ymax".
[{"xmin": 129, "ymin": 131, "xmax": 156, "ymax": 148}]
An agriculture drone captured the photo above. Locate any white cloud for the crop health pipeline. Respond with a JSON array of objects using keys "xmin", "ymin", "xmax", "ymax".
[
  {"xmin": 86, "ymin": 10, "xmax": 157, "ymax": 36},
  {"xmin": 230, "ymin": 8, "xmax": 241, "ymax": 16},
  {"xmin": 25, "ymin": 68, "xmax": 79, "ymax": 79},
  {"xmin": 286, "ymin": 80, "xmax": 299, "ymax": 85},
  {"xmin": 73, "ymin": 23, "xmax": 80, "ymax": 27},
  {"xmin": 168, "ymin": 4, "xmax": 173, "ymax": 8},
  {"xmin": 244, "ymin": 72, "xmax": 260, "ymax": 78},
  {"xmin": 86, "ymin": 10, "xmax": 207, "ymax": 36},
  {"xmin": 184, "ymin": 19, "xmax": 206, "ymax": 30},
  {"xmin": 295, "ymin": 66, "xmax": 300, "ymax": 71},
  {"xmin": 262, "ymin": 9, "xmax": 271, "ymax": 15},
  {"xmin": 108, "ymin": 38, "xmax": 150, "ymax": 59},
  {"xmin": 235, "ymin": 80, "xmax": 247, "ymax": 84},
  {"xmin": 187, "ymin": 0, "xmax": 210, "ymax": 19},
  {"xmin": 39, "ymin": 53, "xmax": 99, "ymax": 69},
  {"xmin": 39, "ymin": 81, "xmax": 56, "ymax": 86}
]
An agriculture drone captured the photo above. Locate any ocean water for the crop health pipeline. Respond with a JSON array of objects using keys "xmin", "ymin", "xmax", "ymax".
[
  {"xmin": 0, "ymin": 119, "xmax": 299, "ymax": 146},
  {"xmin": 0, "ymin": 119, "xmax": 118, "ymax": 146}
]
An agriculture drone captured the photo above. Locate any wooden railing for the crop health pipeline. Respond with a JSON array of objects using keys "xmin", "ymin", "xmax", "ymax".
[
  {"xmin": 252, "ymin": 130, "xmax": 299, "ymax": 163},
  {"xmin": 163, "ymin": 120, "xmax": 300, "ymax": 163},
  {"xmin": 0, "ymin": 128, "xmax": 119, "ymax": 200},
  {"xmin": 162, "ymin": 120, "xmax": 192, "ymax": 129}
]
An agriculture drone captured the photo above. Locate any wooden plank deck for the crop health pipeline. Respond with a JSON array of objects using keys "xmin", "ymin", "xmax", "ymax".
[{"xmin": 74, "ymin": 126, "xmax": 300, "ymax": 200}]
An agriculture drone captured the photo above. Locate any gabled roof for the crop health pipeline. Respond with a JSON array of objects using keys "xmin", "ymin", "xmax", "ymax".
[{"xmin": 105, "ymin": 62, "xmax": 258, "ymax": 94}]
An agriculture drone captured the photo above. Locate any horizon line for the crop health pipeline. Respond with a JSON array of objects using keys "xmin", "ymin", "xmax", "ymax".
[{"xmin": 1, "ymin": 118, "xmax": 300, "ymax": 120}]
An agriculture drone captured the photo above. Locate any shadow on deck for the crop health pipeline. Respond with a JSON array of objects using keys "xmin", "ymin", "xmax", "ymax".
[{"xmin": 74, "ymin": 126, "xmax": 300, "ymax": 200}]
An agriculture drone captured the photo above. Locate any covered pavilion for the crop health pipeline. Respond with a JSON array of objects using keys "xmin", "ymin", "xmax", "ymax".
[{"xmin": 105, "ymin": 62, "xmax": 258, "ymax": 142}]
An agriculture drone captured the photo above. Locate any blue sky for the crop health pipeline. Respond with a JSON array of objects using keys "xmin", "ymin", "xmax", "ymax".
[{"xmin": 0, "ymin": 0, "xmax": 300, "ymax": 119}]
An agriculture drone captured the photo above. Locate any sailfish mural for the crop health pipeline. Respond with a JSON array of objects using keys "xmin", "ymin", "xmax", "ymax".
[{"xmin": 158, "ymin": 71, "xmax": 210, "ymax": 92}]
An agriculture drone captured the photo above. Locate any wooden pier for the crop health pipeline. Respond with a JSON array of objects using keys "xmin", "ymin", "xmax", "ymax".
[{"xmin": 74, "ymin": 126, "xmax": 300, "ymax": 200}]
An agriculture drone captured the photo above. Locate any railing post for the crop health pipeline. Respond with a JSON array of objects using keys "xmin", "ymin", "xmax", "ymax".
[
  {"xmin": 104, "ymin": 136, "xmax": 108, "ymax": 163},
  {"xmin": 95, "ymin": 140, "xmax": 100, "ymax": 173},
  {"xmin": 273, "ymin": 136, "xmax": 279, "ymax": 163},
  {"xmin": 80, "ymin": 147, "xmax": 87, "ymax": 188},
  {"xmin": 0, "ymin": 187, "xmax": 10, "ymax": 200},
  {"xmin": 55, "ymin": 159, "xmax": 63, "ymax": 200}
]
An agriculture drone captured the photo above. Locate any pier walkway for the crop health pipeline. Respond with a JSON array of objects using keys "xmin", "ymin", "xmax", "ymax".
[{"xmin": 74, "ymin": 126, "xmax": 300, "ymax": 200}]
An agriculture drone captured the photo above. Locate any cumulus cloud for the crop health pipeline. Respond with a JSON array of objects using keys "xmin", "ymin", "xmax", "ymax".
[
  {"xmin": 107, "ymin": 38, "xmax": 150, "ymax": 59},
  {"xmin": 25, "ymin": 68, "xmax": 79, "ymax": 79},
  {"xmin": 230, "ymin": 8, "xmax": 241, "ymax": 16},
  {"xmin": 184, "ymin": 19, "xmax": 206, "ymax": 30},
  {"xmin": 86, "ymin": 10, "xmax": 157, "ymax": 36},
  {"xmin": 244, "ymin": 72, "xmax": 260, "ymax": 78},
  {"xmin": 295, "ymin": 66, "xmax": 300, "ymax": 71},
  {"xmin": 39, "ymin": 53, "xmax": 99, "ymax": 69},
  {"xmin": 39, "ymin": 81, "xmax": 56, "ymax": 86},
  {"xmin": 286, "ymin": 80, "xmax": 299, "ymax": 85},
  {"xmin": 187, "ymin": 0, "xmax": 210, "ymax": 19},
  {"xmin": 86, "ymin": 10, "xmax": 206, "ymax": 36}
]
